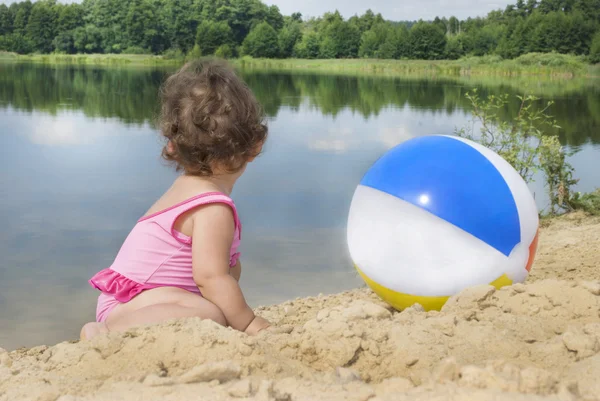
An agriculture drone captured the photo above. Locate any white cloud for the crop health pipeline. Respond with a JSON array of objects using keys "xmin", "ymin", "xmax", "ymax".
[{"xmin": 5, "ymin": 109, "xmax": 152, "ymax": 146}]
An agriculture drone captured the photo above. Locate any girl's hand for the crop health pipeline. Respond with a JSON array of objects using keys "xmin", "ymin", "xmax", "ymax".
[{"xmin": 244, "ymin": 316, "xmax": 271, "ymax": 336}]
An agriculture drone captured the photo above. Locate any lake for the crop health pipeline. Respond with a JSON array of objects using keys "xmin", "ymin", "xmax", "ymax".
[{"xmin": 1, "ymin": 62, "xmax": 599, "ymax": 350}]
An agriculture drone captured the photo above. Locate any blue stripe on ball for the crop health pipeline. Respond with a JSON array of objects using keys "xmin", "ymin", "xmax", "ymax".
[{"xmin": 360, "ymin": 135, "xmax": 520, "ymax": 257}]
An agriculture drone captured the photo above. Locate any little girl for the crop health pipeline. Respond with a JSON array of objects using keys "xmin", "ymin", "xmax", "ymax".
[{"xmin": 81, "ymin": 59, "xmax": 271, "ymax": 340}]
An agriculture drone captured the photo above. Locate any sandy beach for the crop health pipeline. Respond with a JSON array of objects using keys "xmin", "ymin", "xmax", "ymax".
[{"xmin": 1, "ymin": 212, "xmax": 599, "ymax": 401}]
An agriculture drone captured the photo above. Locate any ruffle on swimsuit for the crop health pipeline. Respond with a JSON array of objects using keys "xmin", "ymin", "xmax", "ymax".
[{"xmin": 89, "ymin": 269, "xmax": 159, "ymax": 303}]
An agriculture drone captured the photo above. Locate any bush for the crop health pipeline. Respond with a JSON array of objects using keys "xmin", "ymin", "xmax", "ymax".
[
  {"xmin": 515, "ymin": 52, "xmax": 584, "ymax": 68},
  {"xmin": 186, "ymin": 44, "xmax": 202, "ymax": 60},
  {"xmin": 242, "ymin": 22, "xmax": 279, "ymax": 58},
  {"xmin": 162, "ymin": 48, "xmax": 184, "ymax": 60},
  {"xmin": 569, "ymin": 189, "xmax": 600, "ymax": 215},
  {"xmin": 445, "ymin": 35, "xmax": 465, "ymax": 60},
  {"xmin": 455, "ymin": 89, "xmax": 579, "ymax": 216},
  {"xmin": 215, "ymin": 44, "xmax": 233, "ymax": 59}
]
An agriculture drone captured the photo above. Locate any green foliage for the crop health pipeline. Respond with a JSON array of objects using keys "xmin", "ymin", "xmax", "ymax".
[
  {"xmin": 0, "ymin": 5, "xmax": 12, "ymax": 36},
  {"xmin": 215, "ymin": 43, "xmax": 233, "ymax": 58},
  {"xmin": 186, "ymin": 43, "xmax": 202, "ymax": 59},
  {"xmin": 319, "ymin": 17, "xmax": 361, "ymax": 58},
  {"xmin": 515, "ymin": 52, "xmax": 587, "ymax": 71},
  {"xmin": 462, "ymin": 24, "xmax": 505, "ymax": 56},
  {"xmin": 358, "ymin": 30, "xmax": 378, "ymax": 58},
  {"xmin": 445, "ymin": 35, "xmax": 466, "ymax": 60},
  {"xmin": 408, "ymin": 22, "xmax": 447, "ymax": 60},
  {"xmin": 293, "ymin": 31, "xmax": 320, "ymax": 59},
  {"xmin": 1, "ymin": 33, "xmax": 33, "ymax": 54},
  {"xmin": 358, "ymin": 23, "xmax": 390, "ymax": 58},
  {"xmin": 455, "ymin": 89, "xmax": 580, "ymax": 215},
  {"xmin": 196, "ymin": 20, "xmax": 233, "ymax": 56},
  {"xmin": 591, "ymin": 32, "xmax": 600, "ymax": 63},
  {"xmin": 25, "ymin": 0, "xmax": 57, "ymax": 54},
  {"xmin": 53, "ymin": 31, "xmax": 75, "ymax": 54},
  {"xmin": 242, "ymin": 21, "xmax": 279, "ymax": 58},
  {"xmin": 539, "ymin": 135, "xmax": 580, "ymax": 214},
  {"xmin": 278, "ymin": 20, "xmax": 302, "ymax": 58},
  {"xmin": 568, "ymin": 189, "xmax": 600, "ymax": 215},
  {"xmin": 123, "ymin": 46, "xmax": 150, "ymax": 54},
  {"xmin": 162, "ymin": 47, "xmax": 184, "ymax": 60},
  {"xmin": 0, "ymin": 0, "xmax": 597, "ymax": 62}
]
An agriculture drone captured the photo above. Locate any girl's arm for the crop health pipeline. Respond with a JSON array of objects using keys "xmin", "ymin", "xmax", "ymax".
[{"xmin": 190, "ymin": 203, "xmax": 268, "ymax": 333}]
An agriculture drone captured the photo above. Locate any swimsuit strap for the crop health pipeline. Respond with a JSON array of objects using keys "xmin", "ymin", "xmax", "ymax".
[{"xmin": 139, "ymin": 192, "xmax": 241, "ymax": 240}]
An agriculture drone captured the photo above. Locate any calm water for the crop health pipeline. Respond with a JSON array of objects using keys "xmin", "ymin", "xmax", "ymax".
[{"xmin": 1, "ymin": 63, "xmax": 599, "ymax": 350}]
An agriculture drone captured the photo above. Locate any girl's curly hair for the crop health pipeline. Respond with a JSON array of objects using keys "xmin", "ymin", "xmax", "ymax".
[{"xmin": 159, "ymin": 58, "xmax": 268, "ymax": 176}]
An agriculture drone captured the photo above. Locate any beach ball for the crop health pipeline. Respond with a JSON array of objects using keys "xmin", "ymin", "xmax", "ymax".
[{"xmin": 347, "ymin": 135, "xmax": 539, "ymax": 311}]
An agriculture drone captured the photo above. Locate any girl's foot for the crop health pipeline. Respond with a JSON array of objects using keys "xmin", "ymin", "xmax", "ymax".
[{"xmin": 80, "ymin": 322, "xmax": 109, "ymax": 341}]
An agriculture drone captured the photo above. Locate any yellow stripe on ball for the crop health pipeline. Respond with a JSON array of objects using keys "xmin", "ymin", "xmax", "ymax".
[{"xmin": 355, "ymin": 265, "xmax": 513, "ymax": 312}]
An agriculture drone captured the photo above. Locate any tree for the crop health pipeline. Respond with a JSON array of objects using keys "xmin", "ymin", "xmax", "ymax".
[
  {"xmin": 290, "ymin": 12, "xmax": 302, "ymax": 23},
  {"xmin": 445, "ymin": 34, "xmax": 465, "ymax": 59},
  {"xmin": 1, "ymin": 32, "xmax": 33, "ymax": 53},
  {"xmin": 12, "ymin": 1, "xmax": 32, "ymax": 35},
  {"xmin": 0, "ymin": 0, "xmax": 597, "ymax": 60},
  {"xmin": 278, "ymin": 20, "xmax": 302, "ymax": 58},
  {"xmin": 266, "ymin": 5, "xmax": 284, "ymax": 31},
  {"xmin": 125, "ymin": 0, "xmax": 165, "ymax": 53},
  {"xmin": 526, "ymin": 0, "xmax": 538, "ymax": 14},
  {"xmin": 196, "ymin": 20, "xmax": 233, "ymax": 56},
  {"xmin": 516, "ymin": 0, "xmax": 527, "ymax": 16},
  {"xmin": 242, "ymin": 21, "xmax": 279, "ymax": 58},
  {"xmin": 391, "ymin": 24, "xmax": 410, "ymax": 59},
  {"xmin": 407, "ymin": 21, "xmax": 447, "ymax": 59},
  {"xmin": 293, "ymin": 30, "xmax": 320, "ymax": 58},
  {"xmin": 448, "ymin": 16, "xmax": 460, "ymax": 35},
  {"xmin": 319, "ymin": 17, "xmax": 361, "ymax": 58},
  {"xmin": 358, "ymin": 30, "xmax": 378, "ymax": 58},
  {"xmin": 358, "ymin": 23, "xmax": 392, "ymax": 58},
  {"xmin": 53, "ymin": 30, "xmax": 75, "ymax": 53},
  {"xmin": 26, "ymin": 0, "xmax": 57, "ymax": 53},
  {"xmin": 433, "ymin": 16, "xmax": 448, "ymax": 34},
  {"xmin": 590, "ymin": 32, "xmax": 600, "ymax": 63},
  {"xmin": 56, "ymin": 3, "xmax": 84, "ymax": 33},
  {"xmin": 160, "ymin": 0, "xmax": 195, "ymax": 53},
  {"xmin": 73, "ymin": 24, "xmax": 103, "ymax": 53},
  {"xmin": 0, "ymin": 5, "xmax": 12, "ymax": 36},
  {"xmin": 463, "ymin": 24, "xmax": 505, "ymax": 56}
]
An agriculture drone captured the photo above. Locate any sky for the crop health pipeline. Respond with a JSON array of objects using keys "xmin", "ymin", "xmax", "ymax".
[{"xmin": 0, "ymin": 0, "xmax": 515, "ymax": 21}]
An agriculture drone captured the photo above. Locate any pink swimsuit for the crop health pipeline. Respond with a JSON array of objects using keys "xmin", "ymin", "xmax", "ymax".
[{"xmin": 89, "ymin": 192, "xmax": 241, "ymax": 323}]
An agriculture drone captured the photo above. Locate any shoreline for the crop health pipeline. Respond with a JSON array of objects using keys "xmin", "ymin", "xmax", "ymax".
[
  {"xmin": 2, "ymin": 52, "xmax": 599, "ymax": 79},
  {"xmin": 1, "ymin": 212, "xmax": 599, "ymax": 400}
]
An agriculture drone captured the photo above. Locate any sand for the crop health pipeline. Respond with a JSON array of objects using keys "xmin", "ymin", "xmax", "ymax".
[{"xmin": 1, "ymin": 212, "xmax": 599, "ymax": 401}]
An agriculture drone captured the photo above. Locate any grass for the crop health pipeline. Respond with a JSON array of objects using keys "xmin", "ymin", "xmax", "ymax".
[
  {"xmin": 1, "ymin": 51, "xmax": 598, "ymax": 98},
  {"xmin": 569, "ymin": 189, "xmax": 600, "ymax": 216},
  {"xmin": 3, "ymin": 52, "xmax": 180, "ymax": 66},
  {"xmin": 0, "ymin": 51, "xmax": 17, "ymax": 60},
  {"xmin": 2, "ymin": 51, "xmax": 598, "ymax": 78},
  {"xmin": 234, "ymin": 53, "xmax": 596, "ymax": 78}
]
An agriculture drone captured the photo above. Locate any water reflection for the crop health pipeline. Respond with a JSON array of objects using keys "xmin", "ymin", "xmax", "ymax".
[
  {"xmin": 0, "ymin": 62, "xmax": 599, "ymax": 351},
  {"xmin": 1, "ymin": 63, "xmax": 599, "ymax": 147}
]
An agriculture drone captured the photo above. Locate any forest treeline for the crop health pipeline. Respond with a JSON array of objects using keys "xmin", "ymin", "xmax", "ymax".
[{"xmin": 0, "ymin": 0, "xmax": 599, "ymax": 62}]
